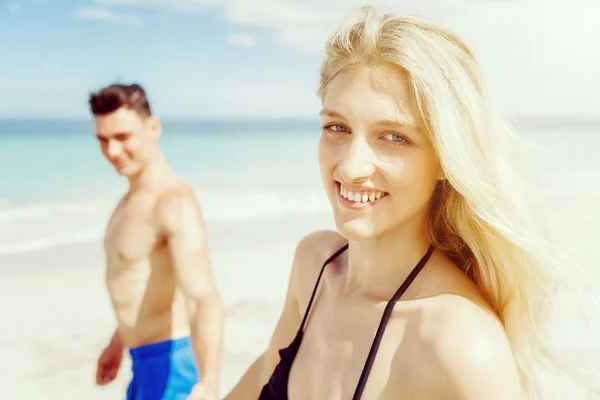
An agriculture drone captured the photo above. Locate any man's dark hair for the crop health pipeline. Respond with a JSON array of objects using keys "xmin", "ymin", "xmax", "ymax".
[{"xmin": 89, "ymin": 83, "xmax": 152, "ymax": 118}]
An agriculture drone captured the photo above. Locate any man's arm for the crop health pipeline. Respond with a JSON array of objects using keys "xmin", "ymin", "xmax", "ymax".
[
  {"xmin": 159, "ymin": 190, "xmax": 224, "ymax": 397},
  {"xmin": 96, "ymin": 328, "xmax": 125, "ymax": 386},
  {"xmin": 108, "ymin": 328, "xmax": 124, "ymax": 348}
]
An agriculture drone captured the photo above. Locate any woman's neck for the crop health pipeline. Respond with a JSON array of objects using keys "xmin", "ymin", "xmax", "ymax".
[{"xmin": 342, "ymin": 216, "xmax": 433, "ymax": 301}]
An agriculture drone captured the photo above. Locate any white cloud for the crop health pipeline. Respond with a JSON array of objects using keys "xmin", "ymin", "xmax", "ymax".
[
  {"xmin": 93, "ymin": 0, "xmax": 446, "ymax": 44},
  {"xmin": 81, "ymin": 0, "xmax": 600, "ymax": 118},
  {"xmin": 228, "ymin": 32, "xmax": 256, "ymax": 47},
  {"xmin": 74, "ymin": 6, "xmax": 143, "ymax": 25},
  {"xmin": 441, "ymin": 0, "xmax": 600, "ymax": 118}
]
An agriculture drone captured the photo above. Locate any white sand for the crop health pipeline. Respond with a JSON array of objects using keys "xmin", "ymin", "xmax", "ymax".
[
  {"xmin": 0, "ymin": 243, "xmax": 297, "ymax": 399},
  {"xmin": 0, "ymin": 213, "xmax": 332, "ymax": 399}
]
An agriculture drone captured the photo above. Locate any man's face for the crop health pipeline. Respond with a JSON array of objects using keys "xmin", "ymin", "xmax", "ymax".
[{"xmin": 94, "ymin": 107, "xmax": 159, "ymax": 177}]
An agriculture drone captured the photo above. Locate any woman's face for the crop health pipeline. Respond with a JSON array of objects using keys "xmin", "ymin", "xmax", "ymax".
[{"xmin": 318, "ymin": 64, "xmax": 443, "ymax": 241}]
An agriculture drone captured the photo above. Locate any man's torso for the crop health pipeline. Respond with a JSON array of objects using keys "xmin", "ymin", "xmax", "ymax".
[{"xmin": 104, "ymin": 187, "xmax": 191, "ymax": 348}]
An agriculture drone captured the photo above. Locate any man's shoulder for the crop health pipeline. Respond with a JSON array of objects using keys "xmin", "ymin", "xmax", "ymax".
[{"xmin": 154, "ymin": 178, "xmax": 203, "ymax": 233}]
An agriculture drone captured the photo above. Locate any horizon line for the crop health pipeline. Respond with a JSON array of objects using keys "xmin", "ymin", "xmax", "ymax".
[{"xmin": 1, "ymin": 116, "xmax": 599, "ymax": 129}]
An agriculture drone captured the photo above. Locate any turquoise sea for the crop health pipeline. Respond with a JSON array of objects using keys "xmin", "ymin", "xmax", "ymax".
[{"xmin": 0, "ymin": 118, "xmax": 323, "ymax": 204}]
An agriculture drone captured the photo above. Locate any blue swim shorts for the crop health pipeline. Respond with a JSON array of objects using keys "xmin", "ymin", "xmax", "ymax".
[{"xmin": 126, "ymin": 336, "xmax": 200, "ymax": 400}]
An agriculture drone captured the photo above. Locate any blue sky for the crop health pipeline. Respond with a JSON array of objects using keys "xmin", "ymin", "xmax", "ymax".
[
  {"xmin": 0, "ymin": 0, "xmax": 323, "ymax": 118},
  {"xmin": 0, "ymin": 0, "xmax": 598, "ymax": 120}
]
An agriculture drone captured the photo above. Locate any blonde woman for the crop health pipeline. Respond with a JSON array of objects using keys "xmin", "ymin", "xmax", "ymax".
[{"xmin": 226, "ymin": 5, "xmax": 592, "ymax": 400}]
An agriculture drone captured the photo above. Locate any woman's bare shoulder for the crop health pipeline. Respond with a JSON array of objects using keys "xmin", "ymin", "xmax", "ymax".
[
  {"xmin": 289, "ymin": 230, "xmax": 347, "ymax": 292},
  {"xmin": 396, "ymin": 292, "xmax": 524, "ymax": 399},
  {"xmin": 384, "ymin": 250, "xmax": 525, "ymax": 398}
]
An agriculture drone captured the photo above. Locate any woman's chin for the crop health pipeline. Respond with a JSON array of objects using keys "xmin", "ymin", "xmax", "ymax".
[{"xmin": 334, "ymin": 218, "xmax": 380, "ymax": 241}]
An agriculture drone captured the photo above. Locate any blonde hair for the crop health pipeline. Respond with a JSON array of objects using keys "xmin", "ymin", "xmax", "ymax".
[{"xmin": 318, "ymin": 6, "xmax": 598, "ymax": 399}]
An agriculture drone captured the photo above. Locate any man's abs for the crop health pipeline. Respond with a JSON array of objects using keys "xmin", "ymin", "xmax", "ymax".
[
  {"xmin": 106, "ymin": 255, "xmax": 191, "ymax": 349},
  {"xmin": 117, "ymin": 305, "xmax": 191, "ymax": 349}
]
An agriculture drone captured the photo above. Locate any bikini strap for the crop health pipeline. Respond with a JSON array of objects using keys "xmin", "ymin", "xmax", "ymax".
[
  {"xmin": 299, "ymin": 243, "xmax": 349, "ymax": 331},
  {"xmin": 352, "ymin": 244, "xmax": 435, "ymax": 399}
]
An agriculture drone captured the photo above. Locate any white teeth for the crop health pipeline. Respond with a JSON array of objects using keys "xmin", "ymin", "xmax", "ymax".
[{"xmin": 339, "ymin": 184, "xmax": 385, "ymax": 203}]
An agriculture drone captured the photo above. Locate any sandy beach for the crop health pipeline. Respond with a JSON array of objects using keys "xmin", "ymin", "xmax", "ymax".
[
  {"xmin": 1, "ymin": 185, "xmax": 600, "ymax": 399},
  {"xmin": 0, "ymin": 211, "xmax": 336, "ymax": 399}
]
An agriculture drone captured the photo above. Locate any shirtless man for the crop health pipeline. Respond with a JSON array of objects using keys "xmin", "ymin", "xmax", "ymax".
[{"xmin": 89, "ymin": 83, "xmax": 224, "ymax": 400}]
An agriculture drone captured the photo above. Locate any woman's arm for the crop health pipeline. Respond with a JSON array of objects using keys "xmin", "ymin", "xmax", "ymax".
[
  {"xmin": 225, "ymin": 230, "xmax": 344, "ymax": 399},
  {"xmin": 225, "ymin": 287, "xmax": 302, "ymax": 399},
  {"xmin": 224, "ymin": 233, "xmax": 319, "ymax": 399}
]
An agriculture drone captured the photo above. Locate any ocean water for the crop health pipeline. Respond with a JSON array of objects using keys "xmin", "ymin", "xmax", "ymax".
[
  {"xmin": 0, "ymin": 118, "xmax": 598, "ymax": 257},
  {"xmin": 0, "ymin": 119, "xmax": 325, "ymax": 204},
  {"xmin": 0, "ymin": 118, "xmax": 331, "ymax": 256}
]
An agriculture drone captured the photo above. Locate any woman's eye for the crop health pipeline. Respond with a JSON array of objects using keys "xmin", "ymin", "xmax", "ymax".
[
  {"xmin": 383, "ymin": 132, "xmax": 408, "ymax": 145},
  {"xmin": 323, "ymin": 124, "xmax": 348, "ymax": 133}
]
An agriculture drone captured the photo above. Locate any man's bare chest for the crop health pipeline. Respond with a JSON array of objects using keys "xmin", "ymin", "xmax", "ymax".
[{"xmin": 104, "ymin": 199, "xmax": 162, "ymax": 269}]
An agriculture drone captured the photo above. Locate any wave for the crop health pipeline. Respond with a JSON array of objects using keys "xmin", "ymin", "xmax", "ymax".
[
  {"xmin": 0, "ymin": 233, "xmax": 102, "ymax": 256},
  {"xmin": 4, "ymin": 163, "xmax": 596, "ymax": 257},
  {"xmin": 0, "ymin": 188, "xmax": 329, "ymax": 221},
  {"xmin": 0, "ymin": 198, "xmax": 115, "ymax": 222},
  {"xmin": 0, "ymin": 187, "xmax": 330, "ymax": 256}
]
